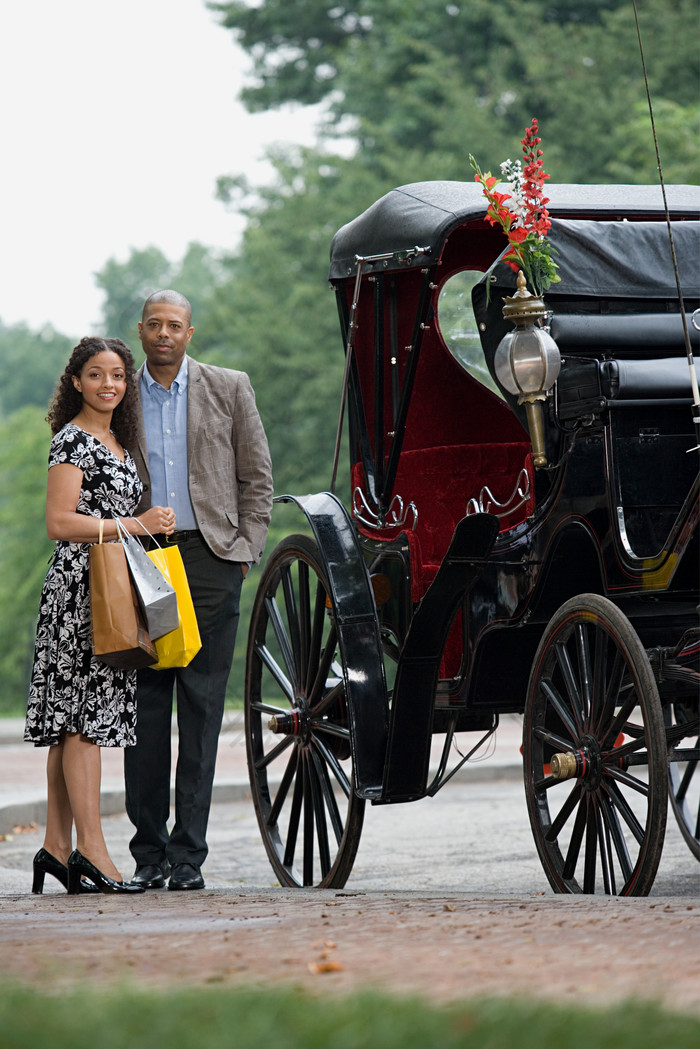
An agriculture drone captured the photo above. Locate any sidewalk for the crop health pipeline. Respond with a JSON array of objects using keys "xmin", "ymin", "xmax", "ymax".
[{"xmin": 0, "ymin": 711, "xmax": 524, "ymax": 835}]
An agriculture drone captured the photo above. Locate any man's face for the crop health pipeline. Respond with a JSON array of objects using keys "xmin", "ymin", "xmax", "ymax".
[{"xmin": 138, "ymin": 302, "xmax": 193, "ymax": 371}]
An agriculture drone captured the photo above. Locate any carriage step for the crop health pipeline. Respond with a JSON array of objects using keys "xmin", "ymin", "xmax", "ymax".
[{"xmin": 380, "ymin": 513, "xmax": 499, "ymax": 802}]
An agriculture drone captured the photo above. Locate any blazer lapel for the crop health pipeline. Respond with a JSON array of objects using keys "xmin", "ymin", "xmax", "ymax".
[
  {"xmin": 186, "ymin": 357, "xmax": 205, "ymax": 466},
  {"xmin": 133, "ymin": 364, "xmax": 150, "ymax": 479}
]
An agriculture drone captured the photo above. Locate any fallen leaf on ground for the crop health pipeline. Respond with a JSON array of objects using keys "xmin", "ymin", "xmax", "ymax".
[{"xmin": 308, "ymin": 960, "xmax": 344, "ymax": 974}]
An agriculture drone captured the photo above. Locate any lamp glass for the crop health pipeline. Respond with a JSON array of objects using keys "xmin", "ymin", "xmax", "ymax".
[{"xmin": 494, "ymin": 325, "xmax": 561, "ymax": 396}]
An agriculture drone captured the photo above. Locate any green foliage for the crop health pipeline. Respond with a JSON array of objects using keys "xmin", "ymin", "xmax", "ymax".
[
  {"xmin": 94, "ymin": 242, "xmax": 227, "ymax": 351},
  {"xmin": 199, "ymin": 147, "xmax": 381, "ymax": 497},
  {"xmin": 211, "ymin": 0, "xmax": 700, "ymax": 185},
  {"xmin": 0, "ymin": 321, "xmax": 72, "ymax": 418},
  {"xmin": 0, "ymin": 407, "xmax": 54, "ymax": 713},
  {"xmin": 0, "ymin": 982, "xmax": 697, "ymax": 1049}
]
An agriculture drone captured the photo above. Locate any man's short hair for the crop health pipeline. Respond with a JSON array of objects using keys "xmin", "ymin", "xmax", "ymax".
[{"xmin": 142, "ymin": 289, "xmax": 192, "ymax": 326}]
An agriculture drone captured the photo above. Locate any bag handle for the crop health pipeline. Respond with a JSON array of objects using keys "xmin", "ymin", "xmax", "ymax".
[
  {"xmin": 98, "ymin": 519, "xmax": 105, "ymax": 545},
  {"xmin": 114, "ymin": 516, "xmax": 164, "ymax": 550}
]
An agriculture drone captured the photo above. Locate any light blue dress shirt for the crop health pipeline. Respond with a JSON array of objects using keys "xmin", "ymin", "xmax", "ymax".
[{"xmin": 141, "ymin": 357, "xmax": 198, "ymax": 530}]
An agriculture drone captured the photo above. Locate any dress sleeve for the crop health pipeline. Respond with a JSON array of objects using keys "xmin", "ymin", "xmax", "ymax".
[{"xmin": 48, "ymin": 426, "xmax": 94, "ymax": 472}]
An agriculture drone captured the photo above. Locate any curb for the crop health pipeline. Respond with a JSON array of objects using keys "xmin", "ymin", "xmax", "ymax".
[{"xmin": 0, "ymin": 761, "xmax": 523, "ymax": 835}]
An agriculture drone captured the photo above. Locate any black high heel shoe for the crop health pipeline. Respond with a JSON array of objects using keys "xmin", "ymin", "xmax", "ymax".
[
  {"xmin": 67, "ymin": 850, "xmax": 145, "ymax": 895},
  {"xmin": 32, "ymin": 848, "xmax": 99, "ymax": 895}
]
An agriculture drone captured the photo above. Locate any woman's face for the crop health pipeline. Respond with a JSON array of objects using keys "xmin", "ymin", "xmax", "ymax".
[{"xmin": 72, "ymin": 350, "xmax": 127, "ymax": 415}]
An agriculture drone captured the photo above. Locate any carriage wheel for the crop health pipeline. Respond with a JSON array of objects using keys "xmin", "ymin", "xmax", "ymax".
[
  {"xmin": 245, "ymin": 534, "xmax": 365, "ymax": 888},
  {"xmin": 666, "ymin": 700, "xmax": 700, "ymax": 860},
  {"xmin": 523, "ymin": 594, "xmax": 667, "ymax": 896}
]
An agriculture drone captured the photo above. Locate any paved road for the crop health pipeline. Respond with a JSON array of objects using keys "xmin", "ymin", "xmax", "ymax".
[
  {"xmin": 2, "ymin": 773, "xmax": 698, "ymax": 898},
  {"xmin": 2, "ymin": 749, "xmax": 698, "ymax": 1015}
]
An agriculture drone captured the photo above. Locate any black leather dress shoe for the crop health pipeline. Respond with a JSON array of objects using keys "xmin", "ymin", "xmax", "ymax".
[
  {"xmin": 168, "ymin": 863, "xmax": 205, "ymax": 891},
  {"xmin": 132, "ymin": 863, "xmax": 169, "ymax": 889}
]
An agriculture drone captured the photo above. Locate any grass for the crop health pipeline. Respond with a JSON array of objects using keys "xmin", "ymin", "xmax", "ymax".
[{"xmin": 0, "ymin": 984, "xmax": 696, "ymax": 1049}]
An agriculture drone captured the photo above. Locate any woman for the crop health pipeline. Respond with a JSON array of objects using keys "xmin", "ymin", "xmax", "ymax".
[{"xmin": 25, "ymin": 336, "xmax": 176, "ymax": 894}]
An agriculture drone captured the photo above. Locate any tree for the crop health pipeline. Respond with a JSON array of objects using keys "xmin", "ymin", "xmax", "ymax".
[
  {"xmin": 210, "ymin": 0, "xmax": 699, "ymax": 184},
  {"xmin": 0, "ymin": 322, "xmax": 72, "ymax": 418},
  {"xmin": 0, "ymin": 407, "xmax": 54, "ymax": 712},
  {"xmin": 94, "ymin": 242, "xmax": 226, "ymax": 351}
]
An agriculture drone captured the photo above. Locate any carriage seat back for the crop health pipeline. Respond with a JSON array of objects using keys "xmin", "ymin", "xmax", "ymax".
[
  {"xmin": 354, "ymin": 440, "xmax": 533, "ymax": 602},
  {"xmin": 600, "ymin": 356, "xmax": 696, "ymax": 402},
  {"xmin": 550, "ymin": 312, "xmax": 699, "ymax": 357}
]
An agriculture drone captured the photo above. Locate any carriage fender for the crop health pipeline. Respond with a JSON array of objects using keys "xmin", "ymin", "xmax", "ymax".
[{"xmin": 275, "ymin": 493, "xmax": 390, "ymax": 797}]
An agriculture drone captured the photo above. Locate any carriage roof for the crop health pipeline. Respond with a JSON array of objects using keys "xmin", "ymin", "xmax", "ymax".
[{"xmin": 328, "ymin": 180, "xmax": 700, "ymax": 280}]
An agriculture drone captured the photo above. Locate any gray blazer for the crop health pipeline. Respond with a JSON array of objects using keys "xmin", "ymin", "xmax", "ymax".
[{"xmin": 132, "ymin": 357, "xmax": 273, "ymax": 563}]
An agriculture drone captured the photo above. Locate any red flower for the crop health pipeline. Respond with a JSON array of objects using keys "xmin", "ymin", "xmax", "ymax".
[{"xmin": 469, "ymin": 118, "xmax": 560, "ymax": 295}]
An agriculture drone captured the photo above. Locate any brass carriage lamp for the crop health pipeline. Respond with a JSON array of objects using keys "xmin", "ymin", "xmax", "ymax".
[{"xmin": 494, "ymin": 270, "xmax": 561, "ymax": 467}]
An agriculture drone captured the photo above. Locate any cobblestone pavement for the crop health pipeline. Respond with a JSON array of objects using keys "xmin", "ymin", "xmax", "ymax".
[{"xmin": 1, "ymin": 715, "xmax": 698, "ymax": 1015}]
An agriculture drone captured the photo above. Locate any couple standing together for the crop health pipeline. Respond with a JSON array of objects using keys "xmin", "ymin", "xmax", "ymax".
[{"xmin": 25, "ymin": 290, "xmax": 273, "ymax": 894}]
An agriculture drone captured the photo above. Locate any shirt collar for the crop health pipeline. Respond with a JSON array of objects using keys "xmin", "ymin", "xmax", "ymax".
[{"xmin": 142, "ymin": 355, "xmax": 189, "ymax": 394}]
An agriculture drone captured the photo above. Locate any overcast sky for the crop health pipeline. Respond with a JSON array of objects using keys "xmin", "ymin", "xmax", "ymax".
[{"xmin": 0, "ymin": 0, "xmax": 317, "ymax": 336}]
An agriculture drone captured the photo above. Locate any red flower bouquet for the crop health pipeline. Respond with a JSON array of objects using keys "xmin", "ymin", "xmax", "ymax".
[{"xmin": 470, "ymin": 119, "xmax": 560, "ymax": 296}]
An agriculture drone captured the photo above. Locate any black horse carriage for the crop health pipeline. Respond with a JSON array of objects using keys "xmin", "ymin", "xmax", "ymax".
[{"xmin": 244, "ymin": 180, "xmax": 700, "ymax": 895}]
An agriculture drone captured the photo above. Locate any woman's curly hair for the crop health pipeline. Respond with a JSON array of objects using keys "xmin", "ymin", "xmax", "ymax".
[{"xmin": 47, "ymin": 337, "xmax": 140, "ymax": 449}]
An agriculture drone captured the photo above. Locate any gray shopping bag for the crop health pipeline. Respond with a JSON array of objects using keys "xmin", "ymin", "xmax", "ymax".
[{"xmin": 114, "ymin": 518, "xmax": 179, "ymax": 640}]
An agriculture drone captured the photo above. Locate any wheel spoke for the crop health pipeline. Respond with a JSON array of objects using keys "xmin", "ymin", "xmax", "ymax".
[
  {"xmin": 602, "ymin": 722, "xmax": 649, "ymax": 763},
  {"xmin": 305, "ymin": 578, "xmax": 327, "ymax": 695},
  {"xmin": 308, "ymin": 622, "xmax": 339, "ymax": 707},
  {"xmin": 311, "ymin": 678, "xmax": 344, "ymax": 718},
  {"xmin": 303, "ymin": 755, "xmax": 316, "ymax": 885},
  {"xmin": 268, "ymin": 745, "xmax": 299, "ymax": 826},
  {"xmin": 540, "ymin": 679, "xmax": 579, "ymax": 743},
  {"xmin": 545, "ymin": 781, "xmax": 583, "ymax": 842},
  {"xmin": 255, "ymin": 643, "xmax": 295, "ymax": 704},
  {"xmin": 595, "ymin": 797, "xmax": 616, "ymax": 895},
  {"xmin": 603, "ymin": 778, "xmax": 646, "ymax": 845},
  {"xmin": 312, "ymin": 734, "xmax": 352, "ymax": 799},
  {"xmin": 604, "ymin": 764, "xmax": 650, "ymax": 799},
  {"xmin": 251, "ymin": 699, "xmax": 289, "ymax": 717},
  {"xmin": 574, "ymin": 623, "xmax": 594, "ymax": 728},
  {"xmin": 283, "ymin": 762, "xmax": 304, "ymax": 870},
  {"xmin": 601, "ymin": 689, "xmax": 638, "ymax": 750},
  {"xmin": 280, "ymin": 562, "xmax": 302, "ymax": 682},
  {"xmin": 297, "ymin": 561, "xmax": 311, "ymax": 693},
  {"xmin": 310, "ymin": 743, "xmax": 345, "ymax": 842},
  {"xmin": 309, "ymin": 749, "xmax": 335, "ymax": 870},
  {"xmin": 554, "ymin": 641, "xmax": 585, "ymax": 735},
  {"xmin": 255, "ymin": 733, "xmax": 294, "ymax": 772},
  {"xmin": 265, "ymin": 594, "xmax": 298, "ymax": 691},
  {"xmin": 311, "ymin": 718, "xmax": 351, "ymax": 743},
  {"xmin": 672, "ymin": 752, "xmax": 697, "ymax": 804},
  {"xmin": 600, "ymin": 790, "xmax": 633, "ymax": 884},
  {"xmin": 534, "ymin": 724, "xmax": 576, "ymax": 753},
  {"xmin": 562, "ymin": 795, "xmax": 588, "ymax": 879},
  {"xmin": 583, "ymin": 806, "xmax": 598, "ymax": 893}
]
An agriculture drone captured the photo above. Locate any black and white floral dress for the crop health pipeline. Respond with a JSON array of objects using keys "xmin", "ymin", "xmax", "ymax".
[{"xmin": 25, "ymin": 423, "xmax": 143, "ymax": 748}]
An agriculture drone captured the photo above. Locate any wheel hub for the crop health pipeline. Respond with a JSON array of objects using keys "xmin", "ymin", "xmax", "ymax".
[
  {"xmin": 550, "ymin": 734, "xmax": 602, "ymax": 789},
  {"xmin": 268, "ymin": 705, "xmax": 309, "ymax": 741}
]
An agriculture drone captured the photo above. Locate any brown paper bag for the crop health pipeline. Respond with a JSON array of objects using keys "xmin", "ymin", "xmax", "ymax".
[{"xmin": 89, "ymin": 539, "xmax": 158, "ymax": 669}]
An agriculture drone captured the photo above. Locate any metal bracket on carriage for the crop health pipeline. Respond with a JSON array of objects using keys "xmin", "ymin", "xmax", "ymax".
[
  {"xmin": 465, "ymin": 466, "xmax": 531, "ymax": 520},
  {"xmin": 352, "ymin": 487, "xmax": 418, "ymax": 531},
  {"xmin": 353, "ymin": 245, "xmax": 432, "ymax": 269}
]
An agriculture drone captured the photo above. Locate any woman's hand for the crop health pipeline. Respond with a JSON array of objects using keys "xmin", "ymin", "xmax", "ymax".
[
  {"xmin": 45, "ymin": 463, "xmax": 176, "ymax": 542},
  {"xmin": 134, "ymin": 506, "xmax": 176, "ymax": 536}
]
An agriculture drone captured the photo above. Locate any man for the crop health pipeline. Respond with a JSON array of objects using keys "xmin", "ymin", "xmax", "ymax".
[{"xmin": 124, "ymin": 289, "xmax": 273, "ymax": 890}]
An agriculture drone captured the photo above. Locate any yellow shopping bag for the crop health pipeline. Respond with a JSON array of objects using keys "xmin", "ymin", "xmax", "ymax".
[{"xmin": 146, "ymin": 545, "xmax": 202, "ymax": 669}]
